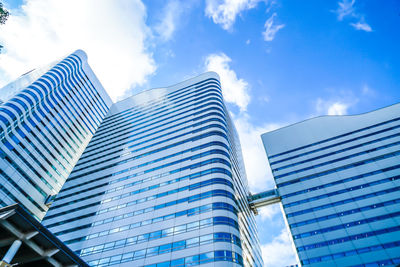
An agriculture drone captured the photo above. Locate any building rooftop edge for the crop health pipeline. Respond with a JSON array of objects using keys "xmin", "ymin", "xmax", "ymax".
[
  {"xmin": 75, "ymin": 49, "xmax": 113, "ymax": 107},
  {"xmin": 261, "ymin": 101, "xmax": 400, "ymax": 156},
  {"xmin": 113, "ymin": 71, "xmax": 220, "ymax": 105},
  {"xmin": 261, "ymin": 101, "xmax": 400, "ymax": 139}
]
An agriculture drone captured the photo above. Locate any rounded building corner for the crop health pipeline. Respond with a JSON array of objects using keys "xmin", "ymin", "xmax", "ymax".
[
  {"xmin": 203, "ymin": 71, "xmax": 221, "ymax": 81},
  {"xmin": 72, "ymin": 49, "xmax": 88, "ymax": 62}
]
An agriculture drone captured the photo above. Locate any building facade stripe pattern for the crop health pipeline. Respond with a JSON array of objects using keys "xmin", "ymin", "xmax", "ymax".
[
  {"xmin": 261, "ymin": 103, "xmax": 400, "ymax": 267},
  {"xmin": 0, "ymin": 50, "xmax": 112, "ymax": 220},
  {"xmin": 43, "ymin": 72, "xmax": 263, "ymax": 267}
]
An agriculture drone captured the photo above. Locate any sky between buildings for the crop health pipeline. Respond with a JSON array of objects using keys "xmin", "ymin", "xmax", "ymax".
[{"xmin": 1, "ymin": 0, "xmax": 400, "ymax": 266}]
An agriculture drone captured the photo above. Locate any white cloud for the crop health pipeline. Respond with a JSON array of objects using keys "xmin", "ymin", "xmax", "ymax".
[
  {"xmin": 316, "ymin": 98, "xmax": 351, "ymax": 116},
  {"xmin": 0, "ymin": 0, "xmax": 156, "ymax": 101},
  {"xmin": 154, "ymin": 0, "xmax": 188, "ymax": 42},
  {"xmin": 260, "ymin": 95, "xmax": 269, "ymax": 103},
  {"xmin": 327, "ymin": 102, "xmax": 349, "ymax": 115},
  {"xmin": 350, "ymin": 21, "xmax": 372, "ymax": 32},
  {"xmin": 205, "ymin": 0, "xmax": 261, "ymax": 30},
  {"xmin": 232, "ymin": 113, "xmax": 283, "ymax": 191},
  {"xmin": 205, "ymin": 1, "xmax": 286, "ymax": 40},
  {"xmin": 261, "ymin": 228, "xmax": 297, "ymax": 267},
  {"xmin": 262, "ymin": 13, "xmax": 285, "ymax": 41},
  {"xmin": 335, "ymin": 0, "xmax": 372, "ymax": 32},
  {"xmin": 362, "ymin": 84, "xmax": 375, "ymax": 96},
  {"xmin": 258, "ymin": 204, "xmax": 281, "ymax": 221},
  {"xmin": 203, "ymin": 53, "xmax": 296, "ymax": 265},
  {"xmin": 205, "ymin": 53, "xmax": 250, "ymax": 111},
  {"xmin": 204, "ymin": 52, "xmax": 286, "ymax": 191},
  {"xmin": 336, "ymin": 0, "xmax": 355, "ymax": 21}
]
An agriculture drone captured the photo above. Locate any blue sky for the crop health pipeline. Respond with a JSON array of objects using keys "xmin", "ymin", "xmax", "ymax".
[{"xmin": 1, "ymin": 0, "xmax": 400, "ymax": 266}]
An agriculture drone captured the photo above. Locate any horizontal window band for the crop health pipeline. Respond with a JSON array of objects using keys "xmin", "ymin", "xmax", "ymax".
[
  {"xmin": 46, "ymin": 187, "xmax": 234, "ymax": 221},
  {"xmin": 294, "ymin": 210, "xmax": 400, "ymax": 239},
  {"xmin": 80, "ymin": 106, "xmax": 227, "ymax": 159},
  {"xmin": 50, "ymin": 177, "xmax": 232, "ymax": 210},
  {"xmin": 272, "ymin": 130, "xmax": 400, "ymax": 171},
  {"xmin": 281, "ymin": 164, "xmax": 400, "ymax": 200},
  {"xmin": 73, "ymin": 118, "xmax": 228, "ymax": 172},
  {"xmin": 275, "ymin": 139, "xmax": 400, "ymax": 179},
  {"xmin": 77, "ymin": 216, "xmax": 238, "ymax": 252},
  {"xmin": 278, "ymin": 149, "xmax": 400, "ymax": 187},
  {"xmin": 268, "ymin": 116, "xmax": 400, "ymax": 160},
  {"xmin": 57, "ymin": 157, "xmax": 231, "ymax": 196},
  {"xmin": 69, "ymin": 146, "xmax": 229, "ymax": 182},
  {"xmin": 51, "ymin": 202, "xmax": 237, "ymax": 237},
  {"xmin": 284, "ymin": 175, "xmax": 400, "ymax": 208},
  {"xmin": 286, "ymin": 186, "xmax": 400, "ymax": 218},
  {"xmin": 297, "ymin": 225, "xmax": 400, "ymax": 252},
  {"xmin": 78, "ymin": 113, "xmax": 227, "ymax": 166},
  {"xmin": 91, "ymin": 250, "xmax": 242, "ymax": 267},
  {"xmin": 87, "ymin": 98, "xmax": 225, "ymax": 150},
  {"xmin": 290, "ymin": 197, "xmax": 400, "ymax": 228},
  {"xmin": 99, "ymin": 79, "xmax": 221, "ymax": 127},
  {"xmin": 94, "ymin": 87, "xmax": 223, "ymax": 137},
  {"xmin": 80, "ymin": 232, "xmax": 241, "ymax": 259},
  {"xmin": 301, "ymin": 240, "xmax": 400, "ymax": 265}
]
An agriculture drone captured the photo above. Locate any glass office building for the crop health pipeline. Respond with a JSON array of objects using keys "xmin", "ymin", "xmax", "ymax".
[
  {"xmin": 0, "ymin": 50, "xmax": 112, "ymax": 220},
  {"xmin": 43, "ymin": 72, "xmax": 263, "ymax": 267},
  {"xmin": 261, "ymin": 103, "xmax": 400, "ymax": 267}
]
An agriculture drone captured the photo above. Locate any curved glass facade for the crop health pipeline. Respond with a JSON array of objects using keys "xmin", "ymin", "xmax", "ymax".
[
  {"xmin": 0, "ymin": 50, "xmax": 112, "ymax": 220},
  {"xmin": 43, "ymin": 72, "xmax": 263, "ymax": 266},
  {"xmin": 262, "ymin": 103, "xmax": 400, "ymax": 267}
]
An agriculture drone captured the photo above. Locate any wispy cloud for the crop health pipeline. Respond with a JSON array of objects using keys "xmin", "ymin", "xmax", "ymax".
[
  {"xmin": 205, "ymin": 0, "xmax": 261, "ymax": 31},
  {"xmin": 336, "ymin": 0, "xmax": 355, "ymax": 21},
  {"xmin": 350, "ymin": 20, "xmax": 372, "ymax": 32},
  {"xmin": 262, "ymin": 12, "xmax": 285, "ymax": 41},
  {"xmin": 0, "ymin": 0, "xmax": 156, "ymax": 101},
  {"xmin": 154, "ymin": 0, "xmax": 191, "ymax": 42},
  {"xmin": 315, "ymin": 97, "xmax": 355, "ymax": 116},
  {"xmin": 334, "ymin": 0, "xmax": 372, "ymax": 32},
  {"xmin": 362, "ymin": 84, "xmax": 375, "ymax": 96},
  {"xmin": 205, "ymin": 53, "xmax": 250, "ymax": 111},
  {"xmin": 205, "ymin": 0, "xmax": 285, "ymax": 42}
]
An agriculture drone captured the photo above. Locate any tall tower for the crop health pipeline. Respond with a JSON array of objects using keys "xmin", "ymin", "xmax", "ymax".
[
  {"xmin": 43, "ymin": 72, "xmax": 263, "ymax": 266},
  {"xmin": 261, "ymin": 103, "xmax": 400, "ymax": 266},
  {"xmin": 0, "ymin": 50, "xmax": 112, "ymax": 220}
]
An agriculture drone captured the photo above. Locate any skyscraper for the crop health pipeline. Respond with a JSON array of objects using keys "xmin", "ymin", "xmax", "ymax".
[
  {"xmin": 261, "ymin": 103, "xmax": 400, "ymax": 266},
  {"xmin": 0, "ymin": 50, "xmax": 112, "ymax": 220},
  {"xmin": 43, "ymin": 72, "xmax": 263, "ymax": 267}
]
